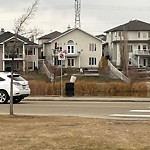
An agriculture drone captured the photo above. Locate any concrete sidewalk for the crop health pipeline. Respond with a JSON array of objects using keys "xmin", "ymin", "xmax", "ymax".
[{"xmin": 24, "ymin": 96, "xmax": 150, "ymax": 102}]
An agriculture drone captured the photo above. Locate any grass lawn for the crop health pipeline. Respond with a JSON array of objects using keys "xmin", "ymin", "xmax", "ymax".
[
  {"xmin": 0, "ymin": 115, "xmax": 150, "ymax": 150},
  {"xmin": 22, "ymin": 71, "xmax": 121, "ymax": 83}
]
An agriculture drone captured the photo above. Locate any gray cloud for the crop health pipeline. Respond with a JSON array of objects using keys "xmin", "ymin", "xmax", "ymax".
[{"xmin": 0, "ymin": 0, "xmax": 150, "ymax": 35}]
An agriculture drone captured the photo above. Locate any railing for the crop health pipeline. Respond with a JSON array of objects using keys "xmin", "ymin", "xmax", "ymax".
[
  {"xmin": 108, "ymin": 60, "xmax": 130, "ymax": 83},
  {"xmin": 52, "ymin": 49, "xmax": 80, "ymax": 57},
  {"xmin": 4, "ymin": 53, "xmax": 23, "ymax": 59},
  {"xmin": 134, "ymin": 49, "xmax": 150, "ymax": 55},
  {"xmin": 42, "ymin": 61, "xmax": 53, "ymax": 81}
]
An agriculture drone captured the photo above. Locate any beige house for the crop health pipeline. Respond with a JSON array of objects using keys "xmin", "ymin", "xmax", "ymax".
[
  {"xmin": 0, "ymin": 31, "xmax": 38, "ymax": 72},
  {"xmin": 38, "ymin": 28, "xmax": 102, "ymax": 71},
  {"xmin": 105, "ymin": 20, "xmax": 150, "ymax": 68}
]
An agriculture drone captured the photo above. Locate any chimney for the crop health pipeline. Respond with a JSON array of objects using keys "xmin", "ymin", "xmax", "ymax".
[
  {"xmin": 67, "ymin": 25, "xmax": 71, "ymax": 30},
  {"xmin": 0, "ymin": 28, "xmax": 4, "ymax": 34}
]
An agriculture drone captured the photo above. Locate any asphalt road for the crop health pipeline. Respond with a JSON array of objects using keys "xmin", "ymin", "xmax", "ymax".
[{"xmin": 1, "ymin": 100, "xmax": 150, "ymax": 120}]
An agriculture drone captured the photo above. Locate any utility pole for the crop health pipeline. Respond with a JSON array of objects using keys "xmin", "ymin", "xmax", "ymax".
[{"xmin": 75, "ymin": 0, "xmax": 81, "ymax": 28}]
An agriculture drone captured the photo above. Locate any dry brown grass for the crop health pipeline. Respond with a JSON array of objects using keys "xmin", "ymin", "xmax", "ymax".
[
  {"xmin": 102, "ymin": 82, "xmax": 147, "ymax": 94},
  {"xmin": 0, "ymin": 115, "xmax": 150, "ymax": 150},
  {"xmin": 75, "ymin": 81, "xmax": 99, "ymax": 96},
  {"xmin": 29, "ymin": 80, "xmax": 148, "ymax": 96},
  {"xmin": 29, "ymin": 80, "xmax": 99, "ymax": 96}
]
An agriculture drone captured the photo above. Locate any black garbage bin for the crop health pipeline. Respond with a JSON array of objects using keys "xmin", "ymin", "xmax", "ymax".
[{"xmin": 65, "ymin": 82, "xmax": 74, "ymax": 96}]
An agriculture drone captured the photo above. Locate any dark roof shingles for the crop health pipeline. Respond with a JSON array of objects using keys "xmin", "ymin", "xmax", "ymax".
[
  {"xmin": 0, "ymin": 31, "xmax": 37, "ymax": 45},
  {"xmin": 105, "ymin": 20, "xmax": 150, "ymax": 33}
]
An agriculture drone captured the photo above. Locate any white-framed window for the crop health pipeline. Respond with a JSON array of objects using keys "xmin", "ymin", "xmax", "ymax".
[
  {"xmin": 67, "ymin": 40, "xmax": 75, "ymax": 54},
  {"xmin": 89, "ymin": 43, "xmax": 96, "ymax": 51},
  {"xmin": 143, "ymin": 45, "xmax": 147, "ymax": 50},
  {"xmin": 89, "ymin": 57, "xmax": 97, "ymax": 65},
  {"xmin": 25, "ymin": 47, "xmax": 36, "ymax": 55},
  {"xmin": 138, "ymin": 32, "xmax": 140, "ymax": 38},
  {"xmin": 67, "ymin": 58, "xmax": 75, "ymax": 67},
  {"xmin": 138, "ymin": 45, "xmax": 141, "ymax": 50}
]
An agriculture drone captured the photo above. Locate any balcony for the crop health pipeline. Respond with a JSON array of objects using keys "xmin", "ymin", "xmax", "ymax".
[
  {"xmin": 52, "ymin": 50, "xmax": 81, "ymax": 57},
  {"xmin": 4, "ymin": 53, "xmax": 24, "ymax": 60},
  {"xmin": 134, "ymin": 49, "xmax": 150, "ymax": 56}
]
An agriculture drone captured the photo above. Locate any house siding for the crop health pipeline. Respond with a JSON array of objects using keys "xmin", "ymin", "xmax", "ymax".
[{"xmin": 44, "ymin": 29, "xmax": 102, "ymax": 69}]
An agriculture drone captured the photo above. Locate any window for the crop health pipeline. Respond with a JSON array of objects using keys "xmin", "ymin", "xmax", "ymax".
[
  {"xmin": 7, "ymin": 75, "xmax": 25, "ymax": 81},
  {"xmin": 56, "ymin": 43, "xmax": 63, "ymax": 52},
  {"xmin": 148, "ymin": 32, "xmax": 150, "ymax": 38},
  {"xmin": 67, "ymin": 40, "xmax": 75, "ymax": 54},
  {"xmin": 89, "ymin": 43, "xmax": 96, "ymax": 51},
  {"xmin": 138, "ymin": 32, "xmax": 140, "ymax": 38},
  {"xmin": 0, "ymin": 77, "xmax": 5, "ymax": 81},
  {"xmin": 67, "ymin": 58, "xmax": 75, "ymax": 67},
  {"xmin": 118, "ymin": 32, "xmax": 122, "ymax": 37},
  {"xmin": 68, "ymin": 46, "xmax": 74, "ymax": 53},
  {"xmin": 128, "ymin": 45, "xmax": 133, "ymax": 53},
  {"xmin": 143, "ymin": 45, "xmax": 147, "ymax": 50},
  {"xmin": 138, "ymin": 45, "xmax": 141, "ymax": 50},
  {"xmin": 143, "ymin": 32, "xmax": 147, "ymax": 38},
  {"xmin": 25, "ymin": 48, "xmax": 36, "ymax": 55},
  {"xmin": 27, "ymin": 61, "xmax": 34, "ymax": 69},
  {"xmin": 54, "ymin": 57, "xmax": 61, "ymax": 66},
  {"xmin": 89, "ymin": 57, "xmax": 96, "ymax": 65}
]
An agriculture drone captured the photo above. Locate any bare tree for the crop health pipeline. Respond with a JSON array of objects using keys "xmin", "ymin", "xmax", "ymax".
[
  {"xmin": 10, "ymin": 0, "xmax": 39, "ymax": 115},
  {"xmin": 119, "ymin": 28, "xmax": 129, "ymax": 76}
]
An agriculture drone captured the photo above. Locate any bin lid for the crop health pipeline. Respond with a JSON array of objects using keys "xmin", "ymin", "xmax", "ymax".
[{"xmin": 70, "ymin": 75, "xmax": 77, "ymax": 83}]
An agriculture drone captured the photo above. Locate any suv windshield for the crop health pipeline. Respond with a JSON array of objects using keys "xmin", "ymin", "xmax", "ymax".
[{"xmin": 7, "ymin": 75, "xmax": 25, "ymax": 81}]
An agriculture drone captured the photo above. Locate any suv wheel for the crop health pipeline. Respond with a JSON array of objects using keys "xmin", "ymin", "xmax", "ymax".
[
  {"xmin": 13, "ymin": 98, "xmax": 22, "ymax": 104},
  {"xmin": 0, "ymin": 90, "xmax": 9, "ymax": 104}
]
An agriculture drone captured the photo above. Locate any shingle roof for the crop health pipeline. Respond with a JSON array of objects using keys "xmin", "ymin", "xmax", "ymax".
[
  {"xmin": 39, "ymin": 28, "xmax": 102, "ymax": 44},
  {"xmin": 38, "ymin": 31, "xmax": 62, "ymax": 40},
  {"xmin": 105, "ymin": 20, "xmax": 150, "ymax": 33},
  {"xmin": 0, "ymin": 31, "xmax": 37, "ymax": 45}
]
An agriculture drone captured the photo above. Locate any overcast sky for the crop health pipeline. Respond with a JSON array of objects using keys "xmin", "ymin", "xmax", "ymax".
[{"xmin": 1, "ymin": 0, "xmax": 150, "ymax": 36}]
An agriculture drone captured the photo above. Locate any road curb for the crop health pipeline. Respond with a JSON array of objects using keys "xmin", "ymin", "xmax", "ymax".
[{"xmin": 24, "ymin": 96, "xmax": 150, "ymax": 102}]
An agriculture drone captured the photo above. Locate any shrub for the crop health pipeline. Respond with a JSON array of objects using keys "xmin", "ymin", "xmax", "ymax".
[
  {"xmin": 102, "ymin": 82, "xmax": 147, "ymax": 94},
  {"xmin": 29, "ymin": 80, "xmax": 99, "ymax": 96}
]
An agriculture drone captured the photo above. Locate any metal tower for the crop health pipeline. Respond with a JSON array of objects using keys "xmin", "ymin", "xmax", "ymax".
[{"xmin": 75, "ymin": 0, "xmax": 81, "ymax": 28}]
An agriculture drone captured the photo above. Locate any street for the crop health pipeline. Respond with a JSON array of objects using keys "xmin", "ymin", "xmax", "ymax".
[{"xmin": 1, "ymin": 100, "xmax": 150, "ymax": 120}]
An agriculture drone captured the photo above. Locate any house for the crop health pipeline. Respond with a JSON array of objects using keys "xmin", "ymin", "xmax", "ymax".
[
  {"xmin": 104, "ymin": 20, "xmax": 150, "ymax": 68},
  {"xmin": 38, "ymin": 28, "xmax": 102, "ymax": 72},
  {"xmin": 0, "ymin": 30, "xmax": 38, "ymax": 72}
]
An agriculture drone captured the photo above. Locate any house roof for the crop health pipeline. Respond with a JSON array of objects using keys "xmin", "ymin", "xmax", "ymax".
[
  {"xmin": 0, "ymin": 31, "xmax": 37, "ymax": 45},
  {"xmin": 38, "ymin": 31, "xmax": 62, "ymax": 40},
  {"xmin": 105, "ymin": 20, "xmax": 150, "ymax": 33},
  {"xmin": 40, "ymin": 28, "xmax": 102, "ymax": 43}
]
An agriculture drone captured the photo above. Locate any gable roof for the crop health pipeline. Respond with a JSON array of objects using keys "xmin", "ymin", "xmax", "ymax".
[
  {"xmin": 0, "ymin": 31, "xmax": 37, "ymax": 45},
  {"xmin": 40, "ymin": 28, "xmax": 102, "ymax": 43},
  {"xmin": 38, "ymin": 31, "xmax": 62, "ymax": 40},
  {"xmin": 105, "ymin": 20, "xmax": 150, "ymax": 33}
]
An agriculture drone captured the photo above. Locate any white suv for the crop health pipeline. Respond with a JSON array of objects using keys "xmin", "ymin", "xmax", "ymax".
[{"xmin": 0, "ymin": 72, "xmax": 30, "ymax": 104}]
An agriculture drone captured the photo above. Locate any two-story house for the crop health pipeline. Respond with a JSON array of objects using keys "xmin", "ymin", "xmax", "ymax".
[
  {"xmin": 0, "ymin": 31, "xmax": 38, "ymax": 72},
  {"xmin": 38, "ymin": 28, "xmax": 102, "ymax": 71},
  {"xmin": 105, "ymin": 20, "xmax": 150, "ymax": 68}
]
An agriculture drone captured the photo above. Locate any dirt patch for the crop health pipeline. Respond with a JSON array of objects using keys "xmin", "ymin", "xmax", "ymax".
[{"xmin": 0, "ymin": 115, "xmax": 150, "ymax": 150}]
